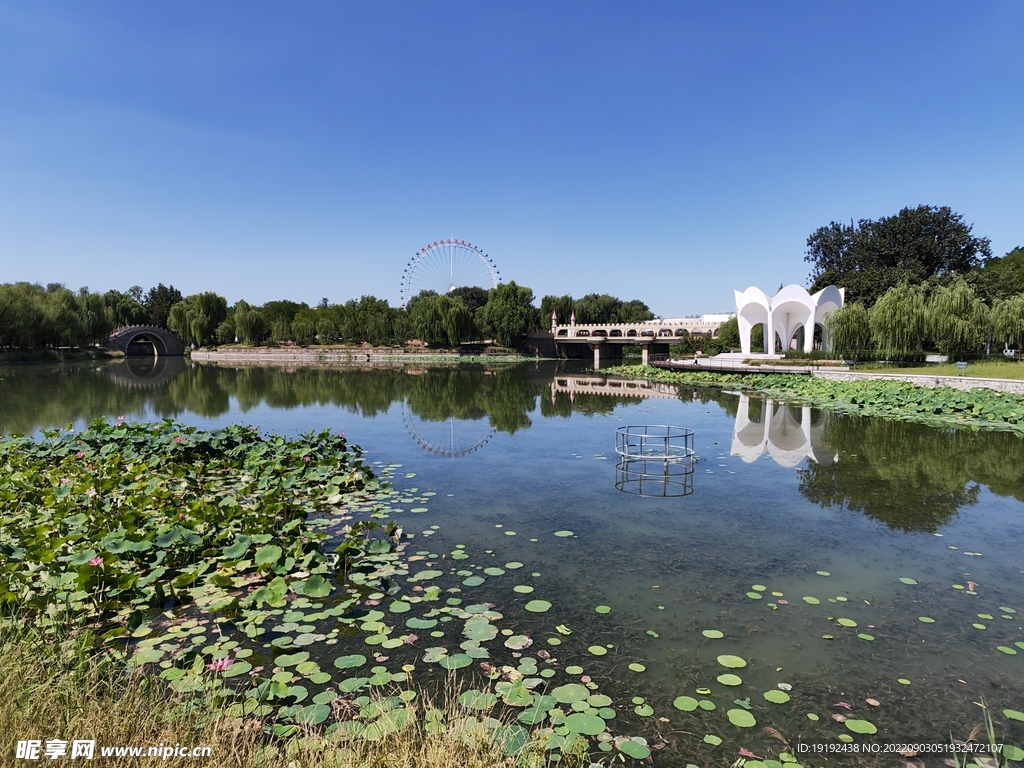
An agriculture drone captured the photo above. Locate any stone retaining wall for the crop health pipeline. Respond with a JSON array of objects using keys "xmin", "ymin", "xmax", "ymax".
[
  {"xmin": 189, "ymin": 348, "xmax": 519, "ymax": 364},
  {"xmin": 814, "ymin": 370, "xmax": 1024, "ymax": 394}
]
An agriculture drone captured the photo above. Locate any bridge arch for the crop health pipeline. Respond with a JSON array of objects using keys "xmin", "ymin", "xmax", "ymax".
[{"xmin": 104, "ymin": 325, "xmax": 187, "ymax": 357}]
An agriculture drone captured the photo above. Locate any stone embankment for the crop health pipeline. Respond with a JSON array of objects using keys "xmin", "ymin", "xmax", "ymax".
[{"xmin": 189, "ymin": 347, "xmax": 523, "ymax": 364}]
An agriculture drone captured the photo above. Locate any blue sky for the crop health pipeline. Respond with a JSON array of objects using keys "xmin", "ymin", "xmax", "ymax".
[{"xmin": 1, "ymin": 2, "xmax": 1021, "ymax": 316}]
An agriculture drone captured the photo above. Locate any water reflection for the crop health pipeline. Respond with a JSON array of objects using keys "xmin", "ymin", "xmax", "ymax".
[
  {"xmin": 796, "ymin": 414, "xmax": 1024, "ymax": 531},
  {"xmin": 730, "ymin": 393, "xmax": 836, "ymax": 468},
  {"xmin": 3, "ymin": 360, "xmax": 1023, "ymax": 533}
]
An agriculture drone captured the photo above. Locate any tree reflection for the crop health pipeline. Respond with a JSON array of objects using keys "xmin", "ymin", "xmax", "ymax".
[{"xmin": 796, "ymin": 413, "xmax": 1024, "ymax": 531}]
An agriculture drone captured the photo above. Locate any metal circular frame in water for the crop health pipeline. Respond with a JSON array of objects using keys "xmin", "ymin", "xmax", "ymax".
[
  {"xmin": 399, "ymin": 239, "xmax": 500, "ymax": 307},
  {"xmin": 615, "ymin": 425, "xmax": 695, "ymax": 462}
]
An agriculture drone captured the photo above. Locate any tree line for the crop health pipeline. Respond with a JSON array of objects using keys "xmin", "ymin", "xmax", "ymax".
[
  {"xmin": 0, "ymin": 276, "xmax": 657, "ymax": 351},
  {"xmin": 803, "ymin": 205, "xmax": 1023, "ymax": 357}
]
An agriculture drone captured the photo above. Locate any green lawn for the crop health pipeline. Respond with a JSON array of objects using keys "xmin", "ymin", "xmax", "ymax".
[{"xmin": 857, "ymin": 360, "xmax": 1024, "ymax": 379}]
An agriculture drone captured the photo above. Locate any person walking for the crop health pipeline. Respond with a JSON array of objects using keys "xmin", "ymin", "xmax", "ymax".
[{"xmin": 692, "ymin": 350, "xmax": 699, "ymax": 366}]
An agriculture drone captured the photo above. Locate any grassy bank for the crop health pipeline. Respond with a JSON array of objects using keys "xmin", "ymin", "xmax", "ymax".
[
  {"xmin": 606, "ymin": 364, "xmax": 1024, "ymax": 432},
  {"xmin": 856, "ymin": 360, "xmax": 1024, "ymax": 379}
]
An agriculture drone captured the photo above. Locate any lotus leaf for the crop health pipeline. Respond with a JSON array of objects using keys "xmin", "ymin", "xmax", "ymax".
[
  {"xmin": 717, "ymin": 655, "xmax": 747, "ymax": 669},
  {"xmin": 845, "ymin": 719, "xmax": 877, "ymax": 735},
  {"xmin": 673, "ymin": 696, "xmax": 698, "ymax": 711},
  {"xmin": 727, "ymin": 708, "xmax": 756, "ymax": 728}
]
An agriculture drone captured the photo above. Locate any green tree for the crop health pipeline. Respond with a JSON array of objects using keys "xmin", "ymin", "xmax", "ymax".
[
  {"xmin": 928, "ymin": 277, "xmax": 988, "ymax": 358},
  {"xmin": 143, "ymin": 284, "xmax": 183, "ymax": 327},
  {"xmin": 716, "ymin": 316, "xmax": 741, "ymax": 349},
  {"xmin": 969, "ymin": 246, "xmax": 1024, "ymax": 304},
  {"xmin": 868, "ymin": 283, "xmax": 929, "ymax": 356},
  {"xmin": 478, "ymin": 282, "xmax": 537, "ymax": 347},
  {"xmin": 167, "ymin": 292, "xmax": 228, "ymax": 347},
  {"xmin": 805, "ymin": 206, "xmax": 991, "ymax": 306},
  {"xmin": 233, "ymin": 300, "xmax": 266, "ymax": 345},
  {"xmin": 824, "ymin": 302, "xmax": 871, "ymax": 354},
  {"xmin": 991, "ymin": 294, "xmax": 1024, "ymax": 353}
]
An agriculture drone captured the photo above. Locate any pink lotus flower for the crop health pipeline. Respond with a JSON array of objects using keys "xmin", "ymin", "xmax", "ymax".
[
  {"xmin": 88, "ymin": 556, "xmax": 104, "ymax": 566},
  {"xmin": 206, "ymin": 657, "xmax": 233, "ymax": 673},
  {"xmin": 302, "ymin": 455, "xmax": 311, "ymax": 462},
  {"xmin": 76, "ymin": 451, "xmax": 86, "ymax": 458},
  {"xmin": 173, "ymin": 436, "xmax": 184, "ymax": 443},
  {"xmin": 84, "ymin": 488, "xmax": 98, "ymax": 498},
  {"xmin": 178, "ymin": 513, "xmax": 185, "ymax": 520},
  {"xmin": 117, "ymin": 415, "xmax": 125, "ymax": 420}
]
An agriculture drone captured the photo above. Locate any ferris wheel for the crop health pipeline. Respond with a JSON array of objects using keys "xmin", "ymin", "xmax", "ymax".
[{"xmin": 400, "ymin": 239, "xmax": 500, "ymax": 307}]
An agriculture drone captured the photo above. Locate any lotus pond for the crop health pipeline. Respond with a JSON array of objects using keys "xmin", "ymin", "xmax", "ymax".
[{"xmin": 2, "ymin": 358, "xmax": 1024, "ymax": 767}]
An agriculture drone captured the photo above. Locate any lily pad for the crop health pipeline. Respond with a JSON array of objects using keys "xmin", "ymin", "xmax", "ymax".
[
  {"xmin": 702, "ymin": 629, "xmax": 724, "ymax": 639},
  {"xmin": 899, "ymin": 577, "xmax": 918, "ymax": 585},
  {"xmin": 727, "ymin": 708, "xmax": 757, "ymax": 728},
  {"xmin": 504, "ymin": 562, "xmax": 523, "ymax": 569},
  {"xmin": 698, "ymin": 700, "xmax": 716, "ymax": 711},
  {"xmin": 837, "ymin": 618, "xmax": 857, "ymax": 627},
  {"xmin": 858, "ymin": 633, "xmax": 875, "ymax": 641},
  {"xmin": 504, "ymin": 635, "xmax": 533, "ymax": 650},
  {"xmin": 845, "ymin": 719, "xmax": 878, "ymax": 735},
  {"xmin": 588, "ymin": 646, "xmax": 608, "ymax": 656},
  {"xmin": 673, "ymin": 696, "xmax": 698, "ymax": 711},
  {"xmin": 458, "ymin": 690, "xmax": 498, "ymax": 710},
  {"xmin": 717, "ymin": 655, "xmax": 747, "ymax": 669},
  {"xmin": 763, "ymin": 690, "xmax": 790, "ymax": 704},
  {"xmin": 595, "ymin": 605, "xmax": 611, "ymax": 614},
  {"xmin": 564, "ymin": 713, "xmax": 606, "ymax": 735},
  {"xmin": 628, "ymin": 663, "xmax": 646, "ymax": 673},
  {"xmin": 1004, "ymin": 709, "xmax": 1024, "ymax": 722},
  {"xmin": 633, "ymin": 704, "xmax": 654, "ymax": 716},
  {"xmin": 551, "ymin": 684, "xmax": 590, "ymax": 704},
  {"xmin": 997, "ymin": 646, "xmax": 1018, "ymax": 655},
  {"xmin": 918, "ymin": 616, "xmax": 935, "ymax": 623},
  {"xmin": 619, "ymin": 739, "xmax": 651, "ymax": 759},
  {"xmin": 703, "ymin": 734, "xmax": 722, "ymax": 746},
  {"xmin": 553, "ymin": 531, "xmax": 574, "ymax": 538},
  {"xmin": 816, "ymin": 570, "xmax": 830, "ymax": 576},
  {"xmin": 524, "ymin": 600, "xmax": 552, "ymax": 613},
  {"xmin": 438, "ymin": 653, "xmax": 473, "ymax": 670},
  {"xmin": 717, "ymin": 674, "xmax": 742, "ymax": 686},
  {"xmin": 513, "ymin": 585, "xmax": 534, "ymax": 594},
  {"xmin": 802, "ymin": 596, "xmax": 820, "ymax": 605},
  {"xmin": 462, "ymin": 576, "xmax": 485, "ymax": 587},
  {"xmin": 897, "ymin": 678, "xmax": 912, "ymax": 685}
]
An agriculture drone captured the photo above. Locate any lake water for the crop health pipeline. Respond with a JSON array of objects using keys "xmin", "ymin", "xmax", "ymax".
[{"xmin": 3, "ymin": 357, "xmax": 1024, "ymax": 764}]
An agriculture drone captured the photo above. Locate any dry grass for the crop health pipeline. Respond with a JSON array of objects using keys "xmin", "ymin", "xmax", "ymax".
[{"xmin": 0, "ymin": 626, "xmax": 568, "ymax": 768}]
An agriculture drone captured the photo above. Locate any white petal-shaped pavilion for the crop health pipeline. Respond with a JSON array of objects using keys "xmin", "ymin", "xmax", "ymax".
[{"xmin": 734, "ymin": 284, "xmax": 844, "ymax": 355}]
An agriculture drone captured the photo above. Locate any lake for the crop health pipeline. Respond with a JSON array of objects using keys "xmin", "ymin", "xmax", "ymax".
[{"xmin": 3, "ymin": 357, "xmax": 1023, "ymax": 764}]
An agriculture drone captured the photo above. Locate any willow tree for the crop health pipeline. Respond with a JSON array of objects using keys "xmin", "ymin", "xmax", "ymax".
[
  {"xmin": 928, "ymin": 277, "xmax": 988, "ymax": 358},
  {"xmin": 991, "ymin": 294, "xmax": 1024, "ymax": 353},
  {"xmin": 824, "ymin": 302, "xmax": 871, "ymax": 355},
  {"xmin": 868, "ymin": 283, "xmax": 928, "ymax": 356}
]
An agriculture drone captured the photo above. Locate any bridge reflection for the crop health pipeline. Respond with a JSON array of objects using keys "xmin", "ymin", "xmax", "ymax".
[
  {"xmin": 730, "ymin": 393, "xmax": 836, "ymax": 468},
  {"xmin": 549, "ymin": 375, "xmax": 680, "ymax": 402}
]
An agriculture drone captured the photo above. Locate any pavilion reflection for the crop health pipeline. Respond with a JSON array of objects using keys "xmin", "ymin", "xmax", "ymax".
[{"xmin": 730, "ymin": 393, "xmax": 837, "ymax": 468}]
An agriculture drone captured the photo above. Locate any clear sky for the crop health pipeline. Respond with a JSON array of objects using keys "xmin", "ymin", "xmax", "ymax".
[{"xmin": 1, "ymin": 2, "xmax": 1021, "ymax": 316}]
